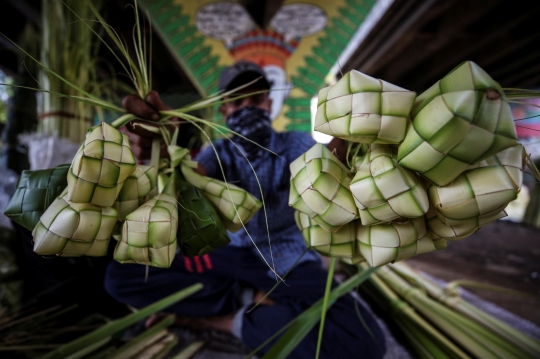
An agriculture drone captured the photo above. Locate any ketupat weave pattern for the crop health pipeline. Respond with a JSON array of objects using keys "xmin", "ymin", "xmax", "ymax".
[
  {"xmin": 114, "ymin": 193, "xmax": 178, "ymax": 268},
  {"xmin": 349, "ymin": 144, "xmax": 429, "ymax": 225},
  {"xmin": 314, "ymin": 70, "xmax": 416, "ymax": 144},
  {"xmin": 67, "ymin": 122, "xmax": 136, "ymax": 207},
  {"xmin": 113, "ymin": 165, "xmax": 157, "ymax": 221},
  {"xmin": 32, "ymin": 193, "xmax": 118, "ymax": 257},
  {"xmin": 428, "ymin": 144, "xmax": 523, "ymax": 226},
  {"xmin": 176, "ymin": 173, "xmax": 230, "ymax": 257},
  {"xmin": 294, "ymin": 210, "xmax": 358, "ymax": 259},
  {"xmin": 425, "ymin": 205, "xmax": 507, "ymax": 242},
  {"xmin": 4, "ymin": 164, "xmax": 69, "ymax": 231},
  {"xmin": 181, "ymin": 166, "xmax": 262, "ymax": 233},
  {"xmin": 397, "ymin": 61, "xmax": 519, "ymax": 186},
  {"xmin": 357, "ymin": 217, "xmax": 439, "ymax": 267},
  {"xmin": 289, "ymin": 143, "xmax": 358, "ymax": 233}
]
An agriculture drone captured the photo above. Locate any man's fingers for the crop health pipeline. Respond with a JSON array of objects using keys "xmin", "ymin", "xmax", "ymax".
[
  {"xmin": 130, "ymin": 144, "xmax": 151, "ymax": 160},
  {"xmin": 146, "ymin": 91, "xmax": 171, "ymax": 111},
  {"xmin": 122, "ymin": 120, "xmax": 163, "ymax": 138},
  {"xmin": 122, "ymin": 94, "xmax": 160, "ymax": 121},
  {"xmin": 121, "ymin": 126, "xmax": 154, "ymax": 147},
  {"xmin": 160, "ymin": 143, "xmax": 169, "ymax": 158}
]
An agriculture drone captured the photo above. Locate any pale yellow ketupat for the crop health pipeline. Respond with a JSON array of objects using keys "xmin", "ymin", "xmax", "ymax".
[
  {"xmin": 67, "ymin": 122, "xmax": 137, "ymax": 207},
  {"xmin": 349, "ymin": 144, "xmax": 429, "ymax": 226},
  {"xmin": 315, "ymin": 70, "xmax": 416, "ymax": 144},
  {"xmin": 114, "ymin": 190, "xmax": 179, "ymax": 269},
  {"xmin": 428, "ymin": 144, "xmax": 523, "ymax": 226},
  {"xmin": 289, "ymin": 143, "xmax": 358, "ymax": 233},
  {"xmin": 356, "ymin": 217, "xmax": 439, "ymax": 267},
  {"xmin": 294, "ymin": 210, "xmax": 359, "ymax": 259},
  {"xmin": 113, "ymin": 165, "xmax": 157, "ymax": 221},
  {"xmin": 397, "ymin": 61, "xmax": 519, "ymax": 186},
  {"xmin": 32, "ymin": 191, "xmax": 118, "ymax": 257}
]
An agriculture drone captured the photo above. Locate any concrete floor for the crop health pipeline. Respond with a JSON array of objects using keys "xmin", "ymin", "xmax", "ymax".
[{"xmin": 406, "ymin": 219, "xmax": 540, "ymax": 326}]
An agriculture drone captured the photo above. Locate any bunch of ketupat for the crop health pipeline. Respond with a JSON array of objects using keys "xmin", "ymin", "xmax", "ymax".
[
  {"xmin": 5, "ymin": 121, "xmax": 262, "ymax": 268},
  {"xmin": 291, "ymin": 61, "xmax": 525, "ymax": 267}
]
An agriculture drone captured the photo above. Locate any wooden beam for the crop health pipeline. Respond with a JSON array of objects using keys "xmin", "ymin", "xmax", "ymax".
[
  {"xmin": 346, "ymin": 0, "xmax": 438, "ymax": 74},
  {"xmin": 401, "ymin": 5, "xmax": 539, "ymax": 90},
  {"xmin": 480, "ymin": 33, "xmax": 540, "ymax": 69},
  {"xmin": 499, "ymin": 54, "xmax": 540, "ymax": 87},
  {"xmin": 490, "ymin": 44, "xmax": 540, "ymax": 81},
  {"xmin": 515, "ymin": 70, "xmax": 540, "ymax": 88},
  {"xmin": 382, "ymin": 0, "xmax": 505, "ymax": 84}
]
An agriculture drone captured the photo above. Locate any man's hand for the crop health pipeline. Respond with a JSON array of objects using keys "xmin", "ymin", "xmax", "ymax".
[
  {"xmin": 326, "ymin": 138, "xmax": 348, "ymax": 164},
  {"xmin": 121, "ymin": 91, "xmax": 174, "ymax": 161}
]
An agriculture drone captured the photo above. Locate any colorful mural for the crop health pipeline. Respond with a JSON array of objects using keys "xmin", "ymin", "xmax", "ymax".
[
  {"xmin": 138, "ymin": 0, "xmax": 377, "ymax": 133},
  {"xmin": 511, "ymin": 98, "xmax": 540, "ymax": 138}
]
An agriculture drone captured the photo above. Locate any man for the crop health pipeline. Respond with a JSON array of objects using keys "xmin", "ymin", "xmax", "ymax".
[{"xmin": 105, "ymin": 61, "xmax": 386, "ymax": 358}]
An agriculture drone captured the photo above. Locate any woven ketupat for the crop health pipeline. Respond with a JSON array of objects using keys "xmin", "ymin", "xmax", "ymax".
[
  {"xmin": 4, "ymin": 164, "xmax": 69, "ymax": 231},
  {"xmin": 398, "ymin": 61, "xmax": 519, "ymax": 186},
  {"xmin": 289, "ymin": 143, "xmax": 358, "ymax": 233},
  {"xmin": 176, "ymin": 173, "xmax": 230, "ymax": 257},
  {"xmin": 114, "ymin": 192, "xmax": 178, "ymax": 268},
  {"xmin": 67, "ymin": 122, "xmax": 136, "ymax": 207},
  {"xmin": 294, "ymin": 210, "xmax": 358, "ymax": 259},
  {"xmin": 113, "ymin": 165, "xmax": 157, "ymax": 221},
  {"xmin": 181, "ymin": 166, "xmax": 262, "ymax": 233},
  {"xmin": 349, "ymin": 144, "xmax": 429, "ymax": 226},
  {"xmin": 428, "ymin": 144, "xmax": 523, "ymax": 226},
  {"xmin": 426, "ymin": 205, "xmax": 507, "ymax": 241},
  {"xmin": 32, "ymin": 193, "xmax": 118, "ymax": 257},
  {"xmin": 314, "ymin": 70, "xmax": 416, "ymax": 144},
  {"xmin": 357, "ymin": 217, "xmax": 439, "ymax": 267}
]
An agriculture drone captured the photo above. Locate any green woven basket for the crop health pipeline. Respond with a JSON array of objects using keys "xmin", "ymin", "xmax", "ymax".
[
  {"xmin": 4, "ymin": 164, "xmax": 69, "ymax": 231},
  {"xmin": 176, "ymin": 171, "xmax": 230, "ymax": 257}
]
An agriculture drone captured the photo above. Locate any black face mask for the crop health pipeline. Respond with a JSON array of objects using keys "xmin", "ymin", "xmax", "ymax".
[{"xmin": 226, "ymin": 106, "xmax": 272, "ymax": 160}]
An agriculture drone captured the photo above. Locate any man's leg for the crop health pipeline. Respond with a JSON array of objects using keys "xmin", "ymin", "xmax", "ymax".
[
  {"xmin": 233, "ymin": 250, "xmax": 387, "ymax": 359},
  {"xmin": 104, "ymin": 250, "xmax": 244, "ymax": 317}
]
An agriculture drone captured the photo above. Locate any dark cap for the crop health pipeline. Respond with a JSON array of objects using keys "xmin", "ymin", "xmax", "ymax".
[{"xmin": 218, "ymin": 60, "xmax": 272, "ymax": 92}]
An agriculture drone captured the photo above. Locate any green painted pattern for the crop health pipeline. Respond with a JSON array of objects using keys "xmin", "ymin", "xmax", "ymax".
[
  {"xmin": 285, "ymin": 0, "xmax": 377, "ymax": 132},
  {"xmin": 138, "ymin": 0, "xmax": 222, "ymax": 96},
  {"xmin": 138, "ymin": 0, "xmax": 378, "ymax": 134},
  {"xmin": 138, "ymin": 0, "xmax": 226, "ymax": 136}
]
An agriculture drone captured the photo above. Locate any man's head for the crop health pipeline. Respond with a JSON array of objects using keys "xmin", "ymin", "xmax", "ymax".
[{"xmin": 218, "ymin": 60, "xmax": 273, "ymax": 119}]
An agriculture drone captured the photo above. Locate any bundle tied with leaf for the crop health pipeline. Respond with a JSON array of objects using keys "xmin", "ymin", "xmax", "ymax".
[
  {"xmin": 291, "ymin": 61, "xmax": 537, "ymax": 268},
  {"xmin": 3, "ymin": 0, "xmax": 265, "ymax": 268}
]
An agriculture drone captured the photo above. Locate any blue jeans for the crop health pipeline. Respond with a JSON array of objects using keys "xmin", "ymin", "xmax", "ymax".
[{"xmin": 104, "ymin": 246, "xmax": 386, "ymax": 359}]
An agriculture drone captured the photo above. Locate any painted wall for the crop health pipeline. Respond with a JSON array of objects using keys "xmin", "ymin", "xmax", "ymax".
[{"xmin": 138, "ymin": 0, "xmax": 377, "ymax": 133}]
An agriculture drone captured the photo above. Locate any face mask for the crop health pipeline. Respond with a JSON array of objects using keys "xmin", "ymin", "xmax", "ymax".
[{"xmin": 226, "ymin": 106, "xmax": 272, "ymax": 159}]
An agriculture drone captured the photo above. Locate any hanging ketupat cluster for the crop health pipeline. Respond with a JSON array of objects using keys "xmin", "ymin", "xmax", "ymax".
[
  {"xmin": 5, "ymin": 121, "xmax": 263, "ymax": 268},
  {"xmin": 291, "ymin": 61, "xmax": 524, "ymax": 267}
]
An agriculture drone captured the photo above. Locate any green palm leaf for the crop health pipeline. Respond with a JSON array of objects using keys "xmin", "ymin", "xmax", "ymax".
[
  {"xmin": 175, "ymin": 170, "xmax": 230, "ymax": 257},
  {"xmin": 4, "ymin": 164, "xmax": 69, "ymax": 231}
]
